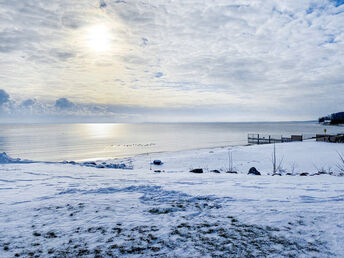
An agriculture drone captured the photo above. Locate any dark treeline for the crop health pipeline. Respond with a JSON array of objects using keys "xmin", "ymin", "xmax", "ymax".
[{"xmin": 319, "ymin": 112, "xmax": 344, "ymax": 125}]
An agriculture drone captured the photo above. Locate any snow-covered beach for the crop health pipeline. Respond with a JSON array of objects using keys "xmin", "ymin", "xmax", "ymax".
[
  {"xmin": 2, "ymin": 0, "xmax": 344, "ymax": 256},
  {"xmin": 1, "ymin": 141, "xmax": 344, "ymax": 257}
]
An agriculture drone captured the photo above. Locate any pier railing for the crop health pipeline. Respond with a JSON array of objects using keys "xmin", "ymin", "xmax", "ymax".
[
  {"xmin": 248, "ymin": 134, "xmax": 304, "ymax": 145},
  {"xmin": 248, "ymin": 133, "xmax": 344, "ymax": 144}
]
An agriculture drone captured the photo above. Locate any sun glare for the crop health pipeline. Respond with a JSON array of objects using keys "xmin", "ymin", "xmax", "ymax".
[
  {"xmin": 84, "ymin": 124, "xmax": 116, "ymax": 139},
  {"xmin": 86, "ymin": 25, "xmax": 111, "ymax": 52}
]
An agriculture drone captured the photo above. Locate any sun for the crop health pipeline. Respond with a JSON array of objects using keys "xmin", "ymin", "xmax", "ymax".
[{"xmin": 86, "ymin": 25, "xmax": 111, "ymax": 52}]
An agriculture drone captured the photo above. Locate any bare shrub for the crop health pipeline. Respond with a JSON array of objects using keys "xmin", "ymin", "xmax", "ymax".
[
  {"xmin": 227, "ymin": 149, "xmax": 237, "ymax": 173},
  {"xmin": 336, "ymin": 152, "xmax": 344, "ymax": 175},
  {"xmin": 290, "ymin": 162, "xmax": 297, "ymax": 175},
  {"xmin": 272, "ymin": 143, "xmax": 284, "ymax": 174}
]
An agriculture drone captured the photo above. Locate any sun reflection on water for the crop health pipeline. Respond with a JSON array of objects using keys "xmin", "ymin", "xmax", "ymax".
[{"xmin": 82, "ymin": 123, "xmax": 122, "ymax": 139}]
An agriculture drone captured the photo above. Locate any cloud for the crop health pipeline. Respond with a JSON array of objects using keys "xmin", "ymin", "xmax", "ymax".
[
  {"xmin": 49, "ymin": 49, "xmax": 75, "ymax": 61},
  {"xmin": 154, "ymin": 72, "xmax": 163, "ymax": 78},
  {"xmin": 141, "ymin": 37, "xmax": 148, "ymax": 47},
  {"xmin": 55, "ymin": 98, "xmax": 75, "ymax": 110},
  {"xmin": 0, "ymin": 0, "xmax": 344, "ymax": 122},
  {"xmin": 21, "ymin": 99, "xmax": 36, "ymax": 107},
  {"xmin": 331, "ymin": 0, "xmax": 344, "ymax": 7},
  {"xmin": 0, "ymin": 91, "xmax": 329, "ymax": 123},
  {"xmin": 0, "ymin": 89, "xmax": 9, "ymax": 105},
  {"xmin": 99, "ymin": 0, "xmax": 107, "ymax": 8}
]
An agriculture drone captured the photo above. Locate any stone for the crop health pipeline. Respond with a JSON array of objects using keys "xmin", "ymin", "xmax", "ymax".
[
  {"xmin": 248, "ymin": 167, "xmax": 261, "ymax": 175},
  {"xmin": 83, "ymin": 161, "xmax": 97, "ymax": 167},
  {"xmin": 190, "ymin": 168, "xmax": 203, "ymax": 174},
  {"xmin": 153, "ymin": 160, "xmax": 163, "ymax": 165},
  {"xmin": 300, "ymin": 172, "xmax": 309, "ymax": 176},
  {"xmin": 211, "ymin": 170, "xmax": 221, "ymax": 173}
]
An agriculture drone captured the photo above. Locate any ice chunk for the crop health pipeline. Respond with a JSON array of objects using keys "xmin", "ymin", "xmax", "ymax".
[{"xmin": 0, "ymin": 152, "xmax": 22, "ymax": 164}]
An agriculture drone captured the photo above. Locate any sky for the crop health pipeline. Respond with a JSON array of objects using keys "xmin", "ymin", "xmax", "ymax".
[{"xmin": 0, "ymin": 0, "xmax": 343, "ymax": 123}]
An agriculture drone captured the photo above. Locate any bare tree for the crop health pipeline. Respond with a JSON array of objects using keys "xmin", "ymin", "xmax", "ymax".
[
  {"xmin": 228, "ymin": 149, "xmax": 233, "ymax": 172},
  {"xmin": 272, "ymin": 143, "xmax": 276, "ymax": 174},
  {"xmin": 226, "ymin": 149, "xmax": 237, "ymax": 173},
  {"xmin": 272, "ymin": 143, "xmax": 284, "ymax": 175}
]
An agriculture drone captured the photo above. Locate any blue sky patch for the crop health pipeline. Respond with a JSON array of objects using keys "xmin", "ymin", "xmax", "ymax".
[{"xmin": 331, "ymin": 0, "xmax": 344, "ymax": 7}]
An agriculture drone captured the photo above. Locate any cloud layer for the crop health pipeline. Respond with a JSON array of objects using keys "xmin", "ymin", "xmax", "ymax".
[
  {"xmin": 0, "ymin": 0, "xmax": 343, "ymax": 122},
  {"xmin": 0, "ymin": 89, "xmax": 9, "ymax": 105}
]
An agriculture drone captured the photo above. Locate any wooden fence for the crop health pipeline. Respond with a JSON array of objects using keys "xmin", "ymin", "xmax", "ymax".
[
  {"xmin": 248, "ymin": 134, "xmax": 303, "ymax": 145},
  {"xmin": 316, "ymin": 134, "xmax": 344, "ymax": 143}
]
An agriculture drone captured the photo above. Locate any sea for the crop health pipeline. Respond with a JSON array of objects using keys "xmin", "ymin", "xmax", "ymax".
[{"xmin": 0, "ymin": 122, "xmax": 343, "ymax": 162}]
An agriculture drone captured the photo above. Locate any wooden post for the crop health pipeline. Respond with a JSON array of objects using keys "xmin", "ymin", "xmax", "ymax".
[
  {"xmin": 269, "ymin": 135, "xmax": 271, "ymax": 143},
  {"xmin": 257, "ymin": 134, "xmax": 260, "ymax": 144}
]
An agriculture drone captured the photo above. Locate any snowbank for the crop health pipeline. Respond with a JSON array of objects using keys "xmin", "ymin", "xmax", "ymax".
[
  {"xmin": 0, "ymin": 152, "xmax": 132, "ymax": 169},
  {"xmin": 64, "ymin": 160, "xmax": 133, "ymax": 170},
  {"xmin": 0, "ymin": 152, "xmax": 32, "ymax": 164}
]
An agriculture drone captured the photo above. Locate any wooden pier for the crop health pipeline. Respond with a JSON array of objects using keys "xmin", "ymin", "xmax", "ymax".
[
  {"xmin": 248, "ymin": 134, "xmax": 303, "ymax": 145},
  {"xmin": 248, "ymin": 133, "xmax": 344, "ymax": 145}
]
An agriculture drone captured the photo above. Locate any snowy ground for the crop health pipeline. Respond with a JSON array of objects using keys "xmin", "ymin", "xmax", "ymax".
[{"xmin": 1, "ymin": 141, "xmax": 344, "ymax": 257}]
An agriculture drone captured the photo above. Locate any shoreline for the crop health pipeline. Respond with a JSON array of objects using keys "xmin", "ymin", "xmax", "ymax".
[
  {"xmin": 2, "ymin": 140, "xmax": 344, "ymax": 176},
  {"xmin": 2, "ymin": 121, "xmax": 343, "ymax": 163},
  {"xmin": 80, "ymin": 142, "xmax": 252, "ymax": 163},
  {"xmin": 1, "ymin": 141, "xmax": 250, "ymax": 164},
  {"xmin": 61, "ymin": 140, "xmax": 344, "ymax": 176}
]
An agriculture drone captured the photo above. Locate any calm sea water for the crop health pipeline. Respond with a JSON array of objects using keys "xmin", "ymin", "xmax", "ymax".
[{"xmin": 0, "ymin": 122, "xmax": 342, "ymax": 162}]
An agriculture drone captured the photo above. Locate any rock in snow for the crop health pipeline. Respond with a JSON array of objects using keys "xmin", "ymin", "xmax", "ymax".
[
  {"xmin": 83, "ymin": 161, "xmax": 97, "ymax": 166},
  {"xmin": 190, "ymin": 168, "xmax": 203, "ymax": 173},
  {"xmin": 153, "ymin": 160, "xmax": 163, "ymax": 165},
  {"xmin": 248, "ymin": 167, "xmax": 261, "ymax": 175}
]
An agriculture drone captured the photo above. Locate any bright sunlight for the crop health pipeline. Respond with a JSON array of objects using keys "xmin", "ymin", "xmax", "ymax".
[{"xmin": 86, "ymin": 25, "xmax": 111, "ymax": 52}]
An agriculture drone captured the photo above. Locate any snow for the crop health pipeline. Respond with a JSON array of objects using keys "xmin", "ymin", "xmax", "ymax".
[
  {"xmin": 1, "ymin": 141, "xmax": 344, "ymax": 257},
  {"xmin": 0, "ymin": 152, "xmax": 32, "ymax": 164}
]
